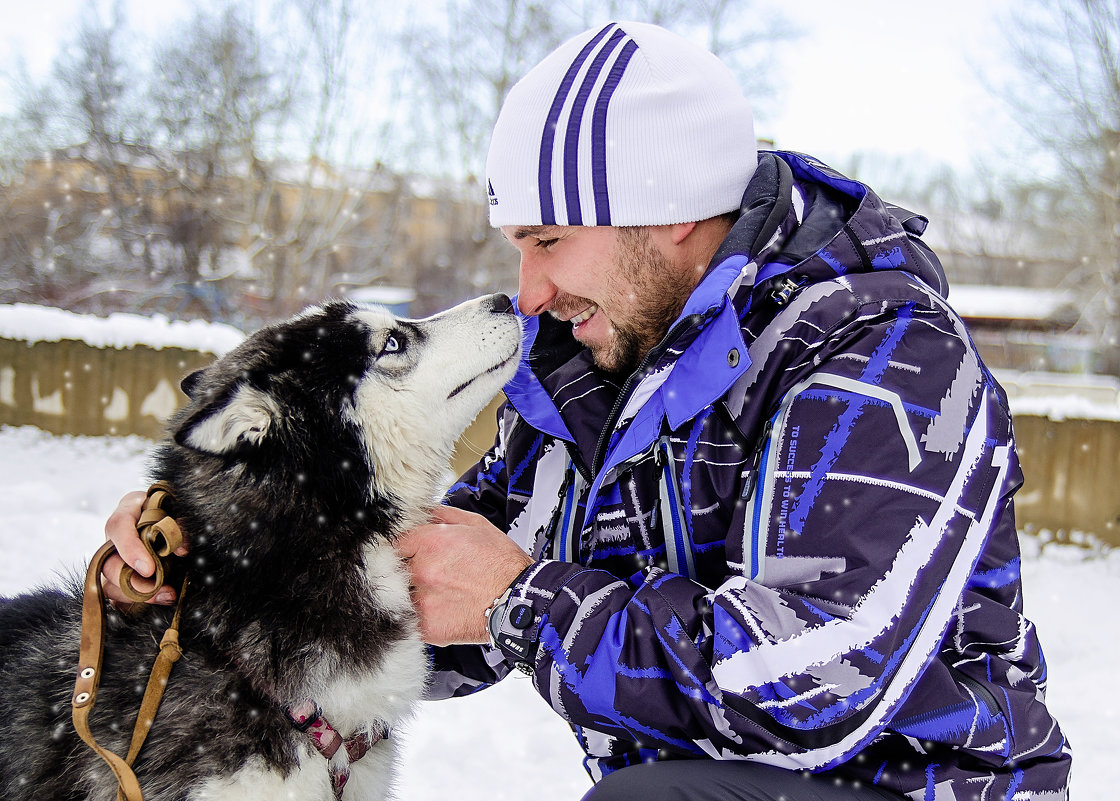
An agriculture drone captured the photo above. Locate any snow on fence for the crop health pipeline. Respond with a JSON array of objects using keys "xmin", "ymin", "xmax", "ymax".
[
  {"xmin": 0, "ymin": 304, "xmax": 244, "ymax": 440},
  {"xmin": 0, "ymin": 303, "xmax": 499, "ymax": 482},
  {"xmin": 1, "ymin": 305, "xmax": 1118, "ymax": 547}
]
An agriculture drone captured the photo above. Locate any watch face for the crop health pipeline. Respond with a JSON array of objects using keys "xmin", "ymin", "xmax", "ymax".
[
  {"xmin": 489, "ymin": 597, "xmax": 537, "ymax": 656},
  {"xmin": 488, "ymin": 601, "xmax": 506, "ymax": 643}
]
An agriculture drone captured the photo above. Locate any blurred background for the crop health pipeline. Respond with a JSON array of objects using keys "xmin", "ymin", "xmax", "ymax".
[
  {"xmin": 0, "ymin": 4, "xmax": 1117, "ymax": 795},
  {"xmin": 1, "ymin": 0, "xmax": 1118, "ymax": 545},
  {"xmin": 1, "ymin": 0, "xmax": 1115, "ymax": 347}
]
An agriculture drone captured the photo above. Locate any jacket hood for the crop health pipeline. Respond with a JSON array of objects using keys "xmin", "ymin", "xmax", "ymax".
[{"xmin": 716, "ymin": 150, "xmax": 948, "ymax": 307}]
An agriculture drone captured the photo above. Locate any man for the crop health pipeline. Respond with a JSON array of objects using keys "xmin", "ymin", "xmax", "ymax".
[{"xmin": 107, "ymin": 21, "xmax": 1070, "ymax": 801}]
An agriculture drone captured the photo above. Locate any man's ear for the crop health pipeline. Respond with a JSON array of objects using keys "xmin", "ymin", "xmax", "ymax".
[
  {"xmin": 173, "ymin": 383, "xmax": 280, "ymax": 455},
  {"xmin": 668, "ymin": 220, "xmax": 698, "ymax": 246},
  {"xmin": 646, "ymin": 221, "xmax": 700, "ymax": 255}
]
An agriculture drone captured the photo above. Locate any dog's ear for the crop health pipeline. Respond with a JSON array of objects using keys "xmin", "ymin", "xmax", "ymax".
[
  {"xmin": 174, "ymin": 383, "xmax": 279, "ymax": 455},
  {"xmin": 180, "ymin": 369, "xmax": 206, "ymax": 399}
]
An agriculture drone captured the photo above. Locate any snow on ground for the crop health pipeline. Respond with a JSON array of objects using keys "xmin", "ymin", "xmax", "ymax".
[{"xmin": 0, "ymin": 425, "xmax": 1113, "ymax": 799}]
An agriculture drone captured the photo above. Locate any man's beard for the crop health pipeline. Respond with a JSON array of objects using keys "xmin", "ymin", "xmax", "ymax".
[{"xmin": 592, "ymin": 227, "xmax": 696, "ymax": 375}]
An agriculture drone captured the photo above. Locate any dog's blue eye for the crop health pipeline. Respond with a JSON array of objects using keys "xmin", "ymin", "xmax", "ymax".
[{"xmin": 381, "ymin": 335, "xmax": 401, "ymax": 355}]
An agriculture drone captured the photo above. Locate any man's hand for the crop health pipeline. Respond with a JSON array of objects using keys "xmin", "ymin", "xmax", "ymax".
[
  {"xmin": 396, "ymin": 506, "xmax": 534, "ymax": 647},
  {"xmin": 101, "ymin": 490, "xmax": 187, "ymax": 605}
]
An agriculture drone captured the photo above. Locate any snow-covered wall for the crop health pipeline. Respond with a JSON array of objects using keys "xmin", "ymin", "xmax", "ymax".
[
  {"xmin": 1, "ymin": 304, "xmax": 1118, "ymax": 543},
  {"xmin": 0, "ymin": 303, "xmax": 245, "ymax": 354},
  {"xmin": 999, "ymin": 369, "xmax": 1120, "ymax": 422},
  {"xmin": 0, "ymin": 304, "xmax": 243, "ymax": 439}
]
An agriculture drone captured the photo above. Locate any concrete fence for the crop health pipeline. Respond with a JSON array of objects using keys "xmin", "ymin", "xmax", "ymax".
[{"xmin": 1, "ymin": 313, "xmax": 1117, "ymax": 549}]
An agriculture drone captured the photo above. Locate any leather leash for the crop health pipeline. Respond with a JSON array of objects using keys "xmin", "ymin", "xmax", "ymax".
[{"xmin": 72, "ymin": 481, "xmax": 188, "ymax": 801}]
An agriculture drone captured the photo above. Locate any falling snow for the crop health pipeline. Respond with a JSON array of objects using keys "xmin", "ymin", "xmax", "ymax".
[{"xmin": 0, "ymin": 424, "xmax": 1114, "ymax": 799}]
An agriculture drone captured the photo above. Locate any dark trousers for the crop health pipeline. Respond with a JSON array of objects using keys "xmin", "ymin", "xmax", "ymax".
[{"xmin": 581, "ymin": 760, "xmax": 906, "ymax": 801}]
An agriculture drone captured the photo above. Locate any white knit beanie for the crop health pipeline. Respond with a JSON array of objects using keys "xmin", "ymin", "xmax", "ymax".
[{"xmin": 486, "ymin": 21, "xmax": 756, "ymax": 228}]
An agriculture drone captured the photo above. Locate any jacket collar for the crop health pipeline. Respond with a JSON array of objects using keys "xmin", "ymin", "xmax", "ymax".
[
  {"xmin": 503, "ymin": 252, "xmax": 752, "ymax": 453},
  {"xmin": 502, "ymin": 149, "xmax": 947, "ymax": 453}
]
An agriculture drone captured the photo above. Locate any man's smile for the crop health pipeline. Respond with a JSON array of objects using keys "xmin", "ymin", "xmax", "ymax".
[{"xmin": 567, "ymin": 304, "xmax": 598, "ymax": 327}]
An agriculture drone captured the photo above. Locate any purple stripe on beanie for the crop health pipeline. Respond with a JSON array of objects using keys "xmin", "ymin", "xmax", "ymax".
[
  {"xmin": 563, "ymin": 29, "xmax": 626, "ymax": 225},
  {"xmin": 537, "ymin": 24, "xmax": 615, "ymax": 225},
  {"xmin": 592, "ymin": 38, "xmax": 638, "ymax": 226}
]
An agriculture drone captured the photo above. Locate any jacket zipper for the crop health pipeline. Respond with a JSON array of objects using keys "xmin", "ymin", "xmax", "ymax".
[
  {"xmin": 591, "ymin": 312, "xmax": 707, "ymax": 477},
  {"xmin": 552, "ymin": 459, "xmax": 587, "ymax": 562},
  {"xmin": 656, "ymin": 435, "xmax": 695, "ymax": 579},
  {"xmin": 948, "ymin": 663, "xmax": 1003, "ymax": 719}
]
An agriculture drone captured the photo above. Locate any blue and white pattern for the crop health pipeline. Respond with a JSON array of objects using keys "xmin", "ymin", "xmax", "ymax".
[
  {"xmin": 432, "ymin": 151, "xmax": 1071, "ymax": 800},
  {"xmin": 486, "ymin": 20, "xmax": 757, "ymax": 228},
  {"xmin": 536, "ymin": 23, "xmax": 638, "ymax": 226}
]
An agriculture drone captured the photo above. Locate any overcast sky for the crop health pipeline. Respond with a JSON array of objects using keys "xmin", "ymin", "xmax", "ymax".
[
  {"xmin": 2, "ymin": 0, "xmax": 1025, "ymax": 175},
  {"xmin": 772, "ymin": 1, "xmax": 1022, "ymax": 170}
]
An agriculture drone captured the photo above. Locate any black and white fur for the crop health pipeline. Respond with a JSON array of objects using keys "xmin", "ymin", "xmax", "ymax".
[{"xmin": 0, "ymin": 294, "xmax": 522, "ymax": 800}]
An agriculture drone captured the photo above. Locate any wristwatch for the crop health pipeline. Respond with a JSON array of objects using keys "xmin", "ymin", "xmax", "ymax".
[{"xmin": 485, "ymin": 585, "xmax": 539, "ymax": 674}]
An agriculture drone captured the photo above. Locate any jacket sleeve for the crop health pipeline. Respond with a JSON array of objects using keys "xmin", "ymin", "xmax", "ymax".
[
  {"xmin": 424, "ymin": 402, "xmax": 520, "ymax": 700},
  {"xmin": 494, "ymin": 297, "xmax": 1018, "ymax": 770}
]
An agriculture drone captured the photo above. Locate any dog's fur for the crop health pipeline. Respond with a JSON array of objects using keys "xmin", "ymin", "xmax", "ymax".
[{"xmin": 0, "ymin": 294, "xmax": 522, "ymax": 800}]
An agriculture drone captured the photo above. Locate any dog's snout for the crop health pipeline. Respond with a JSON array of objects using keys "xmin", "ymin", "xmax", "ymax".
[{"xmin": 483, "ymin": 294, "xmax": 515, "ymax": 315}]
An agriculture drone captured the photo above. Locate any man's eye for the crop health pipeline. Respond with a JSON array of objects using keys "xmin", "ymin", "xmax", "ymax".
[
  {"xmin": 535, "ymin": 238, "xmax": 558, "ymax": 249},
  {"xmin": 381, "ymin": 335, "xmax": 401, "ymax": 355}
]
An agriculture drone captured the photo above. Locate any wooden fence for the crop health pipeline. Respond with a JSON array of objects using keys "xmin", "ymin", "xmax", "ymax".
[
  {"xmin": 1, "ymin": 332, "xmax": 1117, "ymax": 548},
  {"xmin": 0, "ymin": 337, "xmax": 215, "ymax": 439},
  {"xmin": 1011, "ymin": 414, "xmax": 1120, "ymax": 547}
]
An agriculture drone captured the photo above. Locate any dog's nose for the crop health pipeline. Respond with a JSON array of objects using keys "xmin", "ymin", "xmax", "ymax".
[{"xmin": 485, "ymin": 294, "xmax": 515, "ymax": 315}]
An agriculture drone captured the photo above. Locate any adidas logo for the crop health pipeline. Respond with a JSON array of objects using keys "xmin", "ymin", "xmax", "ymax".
[{"xmin": 487, "ymin": 180, "xmax": 498, "ymax": 206}]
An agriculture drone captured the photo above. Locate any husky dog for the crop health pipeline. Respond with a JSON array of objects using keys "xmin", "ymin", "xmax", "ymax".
[{"xmin": 0, "ymin": 294, "xmax": 522, "ymax": 800}]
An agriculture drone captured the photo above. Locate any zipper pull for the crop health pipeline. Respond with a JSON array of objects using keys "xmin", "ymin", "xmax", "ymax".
[
  {"xmin": 770, "ymin": 276, "xmax": 800, "ymax": 306},
  {"xmin": 652, "ymin": 439, "xmax": 669, "ymax": 529},
  {"xmin": 740, "ymin": 471, "xmax": 758, "ymax": 502},
  {"xmin": 740, "ymin": 420, "xmax": 773, "ymax": 501}
]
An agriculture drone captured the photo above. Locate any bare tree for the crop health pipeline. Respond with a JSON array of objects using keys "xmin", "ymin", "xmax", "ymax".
[
  {"xmin": 0, "ymin": 0, "xmax": 418, "ymax": 326},
  {"xmin": 400, "ymin": 0, "xmax": 570, "ymax": 313},
  {"xmin": 145, "ymin": 5, "xmax": 292, "ymax": 314},
  {"xmin": 400, "ymin": 0, "xmax": 796, "ymax": 314},
  {"xmin": 239, "ymin": 0, "xmax": 413, "ymax": 317},
  {"xmin": 0, "ymin": 60, "xmax": 52, "ymax": 293},
  {"xmin": 0, "ymin": 7, "xmax": 158, "ymax": 312},
  {"xmin": 583, "ymin": 0, "xmax": 797, "ymax": 114},
  {"xmin": 1000, "ymin": 0, "xmax": 1120, "ymax": 373},
  {"xmin": 141, "ymin": 0, "xmax": 417, "ymax": 320}
]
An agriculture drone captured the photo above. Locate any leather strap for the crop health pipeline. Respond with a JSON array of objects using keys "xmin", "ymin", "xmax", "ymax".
[
  {"xmin": 72, "ymin": 483, "xmax": 187, "ymax": 801},
  {"xmin": 119, "ymin": 483, "xmax": 183, "ymax": 601}
]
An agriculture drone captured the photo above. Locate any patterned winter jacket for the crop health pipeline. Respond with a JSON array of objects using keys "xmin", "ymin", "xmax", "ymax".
[{"xmin": 430, "ymin": 151, "xmax": 1072, "ymax": 799}]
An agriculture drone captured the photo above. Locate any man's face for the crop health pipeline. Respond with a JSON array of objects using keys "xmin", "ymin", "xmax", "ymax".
[{"xmin": 502, "ymin": 224, "xmax": 697, "ymax": 374}]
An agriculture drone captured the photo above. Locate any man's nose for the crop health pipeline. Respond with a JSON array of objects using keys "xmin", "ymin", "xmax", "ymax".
[{"xmin": 515, "ymin": 256, "xmax": 557, "ymax": 317}]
